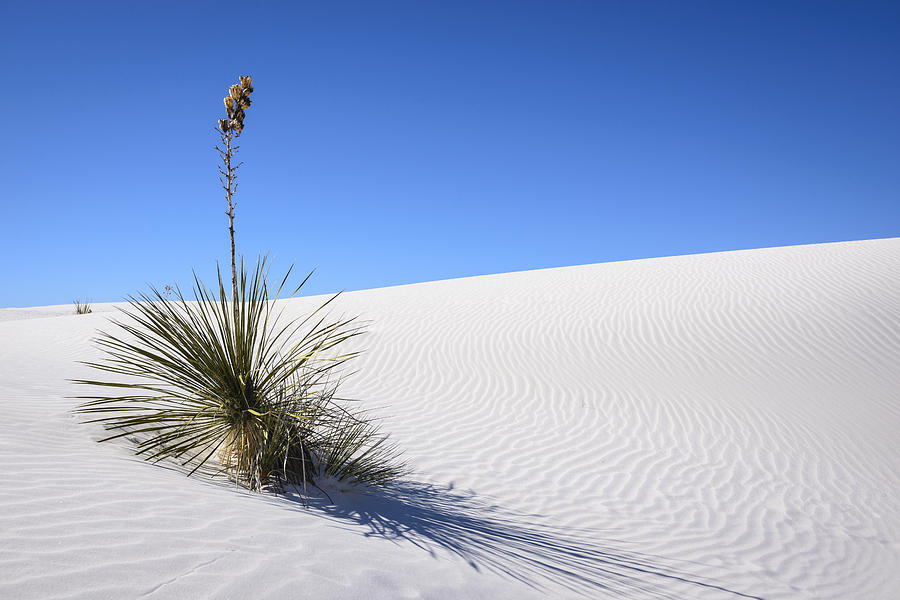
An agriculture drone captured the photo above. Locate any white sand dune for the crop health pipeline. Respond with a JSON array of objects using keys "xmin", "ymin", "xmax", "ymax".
[{"xmin": 1, "ymin": 238, "xmax": 898, "ymax": 599}]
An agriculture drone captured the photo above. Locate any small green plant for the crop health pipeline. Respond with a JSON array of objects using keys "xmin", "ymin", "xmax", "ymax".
[
  {"xmin": 75, "ymin": 258, "xmax": 405, "ymax": 491},
  {"xmin": 74, "ymin": 299, "xmax": 92, "ymax": 314}
]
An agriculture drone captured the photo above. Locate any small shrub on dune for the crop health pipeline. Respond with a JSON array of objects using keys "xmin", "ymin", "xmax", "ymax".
[
  {"xmin": 75, "ymin": 258, "xmax": 405, "ymax": 491},
  {"xmin": 74, "ymin": 299, "xmax": 92, "ymax": 314}
]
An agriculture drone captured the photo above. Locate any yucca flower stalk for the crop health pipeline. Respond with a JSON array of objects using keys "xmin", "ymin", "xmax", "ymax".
[{"xmin": 216, "ymin": 75, "xmax": 254, "ymax": 305}]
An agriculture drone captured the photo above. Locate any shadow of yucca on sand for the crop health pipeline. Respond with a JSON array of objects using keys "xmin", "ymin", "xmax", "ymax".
[{"xmin": 284, "ymin": 481, "xmax": 764, "ymax": 600}]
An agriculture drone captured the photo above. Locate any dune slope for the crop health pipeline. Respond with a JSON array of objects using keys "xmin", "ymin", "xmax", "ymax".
[{"xmin": 1, "ymin": 238, "xmax": 898, "ymax": 599}]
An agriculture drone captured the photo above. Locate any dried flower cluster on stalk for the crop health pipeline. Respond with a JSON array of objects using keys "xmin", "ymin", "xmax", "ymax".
[{"xmin": 219, "ymin": 75, "xmax": 253, "ymax": 134}]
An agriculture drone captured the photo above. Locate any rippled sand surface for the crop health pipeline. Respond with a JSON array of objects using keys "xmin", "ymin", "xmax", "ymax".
[{"xmin": 1, "ymin": 238, "xmax": 898, "ymax": 599}]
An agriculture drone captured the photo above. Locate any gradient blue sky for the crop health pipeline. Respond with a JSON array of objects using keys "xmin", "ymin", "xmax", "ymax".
[{"xmin": 3, "ymin": 1, "xmax": 898, "ymax": 308}]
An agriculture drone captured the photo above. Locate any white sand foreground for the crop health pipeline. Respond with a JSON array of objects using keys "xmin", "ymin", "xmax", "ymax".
[{"xmin": 1, "ymin": 238, "xmax": 898, "ymax": 599}]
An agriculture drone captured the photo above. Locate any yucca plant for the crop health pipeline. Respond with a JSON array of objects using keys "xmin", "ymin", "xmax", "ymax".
[
  {"xmin": 75, "ymin": 75, "xmax": 403, "ymax": 494},
  {"xmin": 75, "ymin": 258, "xmax": 405, "ymax": 491},
  {"xmin": 74, "ymin": 299, "xmax": 92, "ymax": 314}
]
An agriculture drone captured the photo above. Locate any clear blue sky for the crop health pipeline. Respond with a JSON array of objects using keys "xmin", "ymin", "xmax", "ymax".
[{"xmin": 3, "ymin": 1, "xmax": 898, "ymax": 308}]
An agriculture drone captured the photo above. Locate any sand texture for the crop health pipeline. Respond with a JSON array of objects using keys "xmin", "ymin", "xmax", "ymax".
[{"xmin": 1, "ymin": 238, "xmax": 898, "ymax": 599}]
